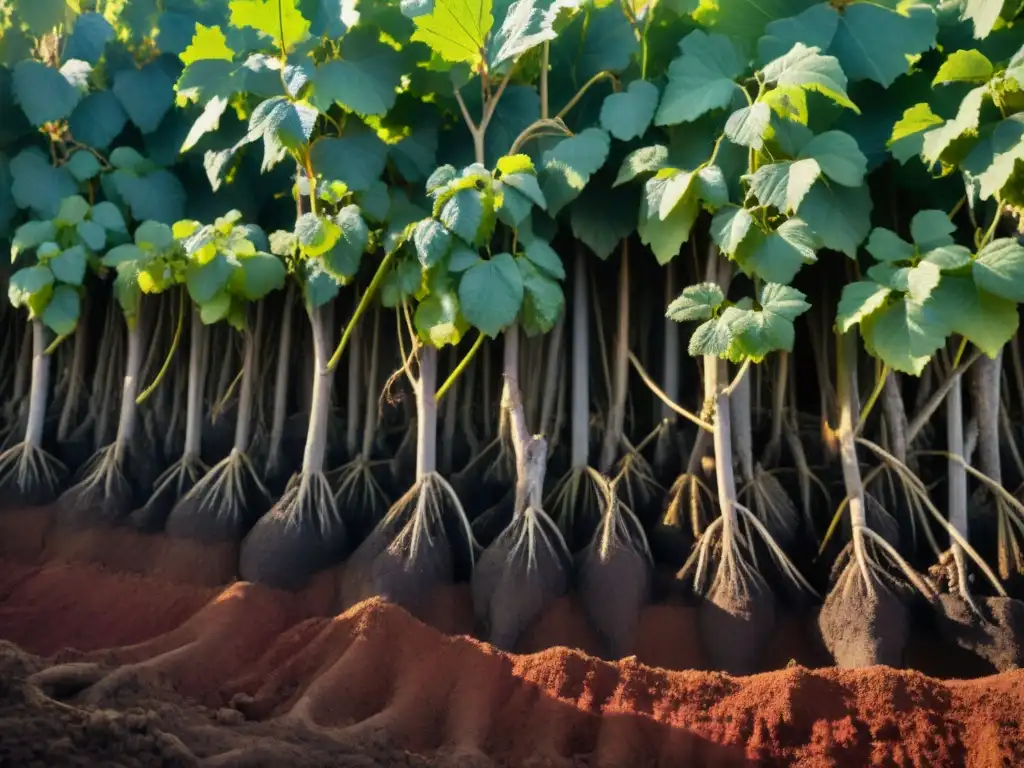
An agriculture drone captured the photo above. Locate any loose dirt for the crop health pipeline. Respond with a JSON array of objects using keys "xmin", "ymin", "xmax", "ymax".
[{"xmin": 0, "ymin": 512, "xmax": 1021, "ymax": 766}]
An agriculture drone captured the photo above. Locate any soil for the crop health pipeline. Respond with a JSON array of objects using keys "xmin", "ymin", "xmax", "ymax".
[{"xmin": 0, "ymin": 507, "xmax": 1021, "ymax": 766}]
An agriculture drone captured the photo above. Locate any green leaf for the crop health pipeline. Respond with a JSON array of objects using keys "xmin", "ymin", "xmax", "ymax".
[
  {"xmin": 711, "ymin": 207, "xmax": 754, "ymax": 255},
  {"xmin": 743, "ymin": 218, "xmax": 819, "ymax": 284},
  {"xmin": 310, "ymin": 29, "xmax": 403, "ymax": 116},
  {"xmin": 655, "ymin": 30, "xmax": 744, "ymax": 126},
  {"xmin": 932, "ymin": 275, "xmax": 1018, "ymax": 358},
  {"xmin": 569, "ymin": 183, "xmax": 637, "ymax": 260},
  {"xmin": 757, "ymin": 4, "xmax": 838, "ymax": 65},
  {"xmin": 413, "ymin": 219, "xmax": 452, "ymax": 268},
  {"xmin": 734, "ymin": 282, "xmax": 811, "ymax": 358},
  {"xmin": 689, "ymin": 315, "xmax": 733, "ymax": 357},
  {"xmin": 135, "ymin": 221, "xmax": 176, "ymax": 250},
  {"xmin": 12, "ymin": 221, "xmax": 57, "ymax": 258},
  {"xmin": 186, "ymin": 254, "xmax": 235, "ymax": 304},
  {"xmin": 962, "ymin": 0, "xmax": 1005, "ymax": 39},
  {"xmin": 656, "ymin": 169, "xmax": 695, "ymax": 220},
  {"xmin": 923, "ymin": 245, "xmax": 972, "ymax": 271},
  {"xmin": 450, "ymin": 244, "xmax": 482, "ymax": 272},
  {"xmin": 614, "ymin": 145, "xmax": 669, "ymax": 186},
  {"xmin": 501, "ymin": 170, "xmax": 546, "ymax": 209},
  {"xmin": 91, "ymin": 202, "xmax": 128, "ymax": 235},
  {"xmin": 975, "ymin": 115, "xmax": 1024, "ymax": 201},
  {"xmin": 9, "ymin": 150, "xmax": 77, "ymax": 220},
  {"xmin": 112, "ymin": 168, "xmax": 187, "ymax": 225},
  {"xmin": 540, "ymin": 128, "xmax": 611, "ymax": 215},
  {"xmin": 310, "ymin": 132, "xmax": 388, "ymax": 193},
  {"xmin": 797, "ymin": 130, "xmax": 867, "ymax": 187},
  {"xmin": 76, "ymin": 220, "xmax": 106, "ymax": 252},
  {"xmin": 42, "ymin": 285, "xmax": 80, "ymax": 336},
  {"xmin": 798, "ymin": 181, "xmax": 872, "ymax": 258},
  {"xmin": 866, "ymin": 228, "xmax": 915, "ymax": 263},
  {"xmin": 888, "ymin": 103, "xmax": 944, "ymax": 164},
  {"xmin": 200, "ymin": 292, "xmax": 232, "ymax": 324},
  {"xmin": 304, "ymin": 259, "xmax": 341, "ymax": 308},
  {"xmin": 114, "ymin": 263, "xmax": 142, "ymax": 322},
  {"xmin": 861, "ymin": 299, "xmax": 947, "ymax": 375},
  {"xmin": 229, "ymin": 0, "xmax": 311, "ymax": 53},
  {"xmin": 496, "ymin": 185, "xmax": 533, "ymax": 227},
  {"xmin": 921, "ymin": 86, "xmax": 986, "ymax": 167},
  {"xmin": 296, "ymin": 213, "xmax": 341, "ymax": 258},
  {"xmin": 487, "ymin": 0, "xmax": 563, "ymax": 70},
  {"xmin": 523, "ymin": 238, "xmax": 565, "ymax": 280},
  {"xmin": 600, "ymin": 80, "xmax": 659, "ymax": 141},
  {"xmin": 440, "ymin": 188, "xmax": 488, "ymax": 246},
  {"xmin": 746, "ymin": 160, "xmax": 820, "ymax": 213},
  {"xmin": 459, "ymin": 252, "xmax": 523, "ymax": 337},
  {"xmin": 412, "ymin": 0, "xmax": 493, "ymax": 67},
  {"xmin": 112, "ymin": 63, "xmax": 175, "ymax": 134},
  {"xmin": 13, "ymin": 60, "xmax": 81, "ymax": 126},
  {"xmin": 238, "ymin": 253, "xmax": 286, "ymax": 299},
  {"xmin": 102, "ymin": 243, "xmax": 145, "ymax": 267},
  {"xmin": 638, "ymin": 188, "xmax": 699, "ymax": 265},
  {"xmin": 837, "ymin": 281, "xmax": 891, "ymax": 333},
  {"xmin": 56, "ymin": 196, "xmax": 91, "ymax": 227},
  {"xmin": 973, "ymin": 238, "xmax": 1024, "ymax": 302},
  {"xmin": 906, "ymin": 261, "xmax": 942, "ymax": 303},
  {"xmin": 66, "ymin": 151, "xmax": 102, "ymax": 182},
  {"xmin": 68, "ymin": 91, "xmax": 127, "ymax": 150},
  {"xmin": 830, "ymin": 3, "xmax": 937, "ymax": 88},
  {"xmin": 761, "ymin": 43, "xmax": 856, "ymax": 111},
  {"xmin": 517, "ymin": 257, "xmax": 564, "ymax": 335},
  {"xmin": 381, "ymin": 255, "xmax": 422, "ymax": 307},
  {"xmin": 241, "ymin": 96, "xmax": 317, "ymax": 171},
  {"xmin": 910, "ymin": 210, "xmax": 955, "ymax": 252},
  {"xmin": 933, "ymin": 49, "xmax": 994, "ymax": 86},
  {"xmin": 415, "ymin": 289, "xmax": 465, "ymax": 347},
  {"xmin": 323, "ymin": 205, "xmax": 370, "ymax": 280},
  {"xmin": 666, "ymin": 282, "xmax": 724, "ymax": 322},
  {"xmin": 8, "ymin": 265, "xmax": 54, "ymax": 309},
  {"xmin": 724, "ymin": 102, "xmax": 771, "ymax": 150},
  {"xmin": 180, "ymin": 24, "xmax": 235, "ymax": 66},
  {"xmin": 181, "ymin": 96, "xmax": 230, "ymax": 154},
  {"xmin": 50, "ymin": 245, "xmax": 88, "ymax": 286}
]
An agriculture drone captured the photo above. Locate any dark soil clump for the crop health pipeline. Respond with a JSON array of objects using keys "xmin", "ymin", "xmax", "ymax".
[{"xmin": 819, "ymin": 566, "xmax": 910, "ymax": 668}]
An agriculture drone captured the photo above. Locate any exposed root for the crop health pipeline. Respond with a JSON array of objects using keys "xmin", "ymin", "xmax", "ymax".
[
  {"xmin": 341, "ymin": 472, "xmax": 477, "ymax": 621},
  {"xmin": 330, "ymin": 456, "xmax": 392, "ymax": 536},
  {"xmin": 472, "ymin": 504, "xmax": 570, "ymax": 650},
  {"xmin": 0, "ymin": 442, "xmax": 66, "ymax": 506},
  {"xmin": 238, "ymin": 471, "xmax": 347, "ymax": 591},
  {"xmin": 545, "ymin": 465, "xmax": 607, "ymax": 550},
  {"xmin": 610, "ymin": 440, "xmax": 662, "ymax": 516},
  {"xmin": 737, "ymin": 467, "xmax": 799, "ymax": 551},
  {"xmin": 579, "ymin": 473, "xmax": 652, "ymax": 658},
  {"xmin": 165, "ymin": 450, "xmax": 271, "ymax": 543},
  {"xmin": 128, "ymin": 455, "xmax": 207, "ymax": 533},
  {"xmin": 52, "ymin": 444, "xmax": 133, "ymax": 528}
]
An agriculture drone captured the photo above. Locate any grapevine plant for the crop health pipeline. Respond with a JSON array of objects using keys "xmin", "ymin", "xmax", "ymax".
[{"xmin": 2, "ymin": 0, "xmax": 1024, "ymax": 672}]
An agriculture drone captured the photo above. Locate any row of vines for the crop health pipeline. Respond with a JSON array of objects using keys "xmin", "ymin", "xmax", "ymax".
[{"xmin": 1, "ymin": 0, "xmax": 1023, "ymax": 674}]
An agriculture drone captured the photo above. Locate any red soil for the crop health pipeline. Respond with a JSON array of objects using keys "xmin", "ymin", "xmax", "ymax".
[{"xmin": 0, "ymin": 509, "xmax": 1021, "ymax": 766}]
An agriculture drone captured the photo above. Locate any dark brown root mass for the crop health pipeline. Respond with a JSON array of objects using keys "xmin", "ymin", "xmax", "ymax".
[
  {"xmin": 698, "ymin": 571, "xmax": 776, "ymax": 676},
  {"xmin": 471, "ymin": 510, "xmax": 570, "ymax": 651},
  {"xmin": 932, "ymin": 594, "xmax": 1024, "ymax": 674},
  {"xmin": 238, "ymin": 483, "xmax": 348, "ymax": 593},
  {"xmin": 819, "ymin": 563, "xmax": 910, "ymax": 669}
]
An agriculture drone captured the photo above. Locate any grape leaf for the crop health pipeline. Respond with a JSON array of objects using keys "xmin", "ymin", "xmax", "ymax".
[
  {"xmin": 866, "ymin": 228, "xmax": 915, "ymax": 263},
  {"xmin": 310, "ymin": 28, "xmax": 404, "ymax": 116},
  {"xmin": 487, "ymin": 0, "xmax": 565, "ymax": 70},
  {"xmin": 69, "ymin": 91, "xmax": 128, "ymax": 149},
  {"xmin": 962, "ymin": 0, "xmax": 1005, "ymax": 39},
  {"xmin": 689, "ymin": 315, "xmax": 734, "ymax": 357},
  {"xmin": 797, "ymin": 130, "xmax": 867, "ymax": 187},
  {"xmin": 614, "ymin": 145, "xmax": 669, "ymax": 186},
  {"xmin": 746, "ymin": 159, "xmax": 820, "ymax": 213},
  {"xmin": 540, "ymin": 128, "xmax": 611, "ymax": 215},
  {"xmin": 439, "ymin": 188, "xmax": 488, "ymax": 245},
  {"xmin": 517, "ymin": 257, "xmax": 564, "ymax": 335},
  {"xmin": 910, "ymin": 210, "xmax": 956, "ymax": 252},
  {"xmin": 837, "ymin": 281, "xmax": 891, "ymax": 334},
  {"xmin": 296, "ymin": 213, "xmax": 341, "ymax": 257},
  {"xmin": 600, "ymin": 80, "xmax": 659, "ymax": 141},
  {"xmin": 415, "ymin": 288, "xmax": 465, "ymax": 347},
  {"xmin": 238, "ymin": 252, "xmax": 286, "ymax": 299},
  {"xmin": 861, "ymin": 299, "xmax": 947, "ymax": 375},
  {"xmin": 64, "ymin": 12, "xmax": 116, "ymax": 66},
  {"xmin": 413, "ymin": 219, "xmax": 453, "ymax": 267},
  {"xmin": 830, "ymin": 3, "xmax": 937, "ymax": 88},
  {"xmin": 9, "ymin": 150, "xmax": 77, "ymax": 220},
  {"xmin": 932, "ymin": 275, "xmax": 1018, "ymax": 358},
  {"xmin": 12, "ymin": 60, "xmax": 81, "ymax": 126},
  {"xmin": 724, "ymin": 102, "xmax": 770, "ymax": 150},
  {"xmin": 711, "ymin": 207, "xmax": 754, "ymax": 255},
  {"xmin": 973, "ymin": 238, "xmax": 1024, "ymax": 302},
  {"xmin": 975, "ymin": 115, "xmax": 1024, "ymax": 201},
  {"xmin": 761, "ymin": 42, "xmax": 856, "ymax": 111},
  {"xmin": 888, "ymin": 103, "xmax": 943, "ymax": 164},
  {"xmin": 180, "ymin": 24, "xmax": 235, "ymax": 66},
  {"xmin": 229, "ymin": 0, "xmax": 311, "ymax": 53},
  {"xmin": 798, "ymin": 180, "xmax": 872, "ymax": 258},
  {"xmin": 310, "ymin": 131, "xmax": 389, "ymax": 192},
  {"xmin": 8, "ymin": 265, "xmax": 54, "ymax": 309},
  {"xmin": 655, "ymin": 30, "xmax": 744, "ymax": 126},
  {"xmin": 933, "ymin": 49, "xmax": 994, "ymax": 85},
  {"xmin": 757, "ymin": 4, "xmax": 838, "ymax": 66},
  {"xmin": 666, "ymin": 281, "xmax": 724, "ymax": 322},
  {"xmin": 412, "ymin": 0, "xmax": 494, "ymax": 67},
  {"xmin": 113, "ymin": 62, "xmax": 176, "ymax": 134},
  {"xmin": 742, "ymin": 218, "xmax": 819, "ymax": 284},
  {"xmin": 921, "ymin": 86, "xmax": 986, "ymax": 167},
  {"xmin": 42, "ymin": 284, "xmax": 81, "ymax": 335},
  {"xmin": 50, "ymin": 245, "xmax": 88, "ymax": 286},
  {"xmin": 459, "ymin": 252, "xmax": 523, "ymax": 336}
]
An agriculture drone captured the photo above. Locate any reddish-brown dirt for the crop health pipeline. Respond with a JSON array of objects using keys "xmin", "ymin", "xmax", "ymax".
[{"xmin": 0, "ymin": 509, "xmax": 1021, "ymax": 766}]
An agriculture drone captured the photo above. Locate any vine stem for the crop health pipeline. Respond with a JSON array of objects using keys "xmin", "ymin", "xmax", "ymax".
[
  {"xmin": 437, "ymin": 332, "xmax": 484, "ymax": 402},
  {"xmin": 325, "ymin": 249, "xmax": 395, "ymax": 372},
  {"xmin": 302, "ymin": 303, "xmax": 333, "ymax": 475},
  {"xmin": 25, "ymin": 321, "xmax": 51, "ymax": 450},
  {"xmin": 837, "ymin": 329, "xmax": 871, "ymax": 589}
]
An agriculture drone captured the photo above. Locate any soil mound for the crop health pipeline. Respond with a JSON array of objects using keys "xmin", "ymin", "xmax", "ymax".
[{"xmin": 0, "ymin": 555, "xmax": 1020, "ymax": 766}]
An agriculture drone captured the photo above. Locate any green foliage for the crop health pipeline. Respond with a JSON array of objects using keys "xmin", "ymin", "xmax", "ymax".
[{"xmin": 0, "ymin": 0, "xmax": 1020, "ymax": 385}]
